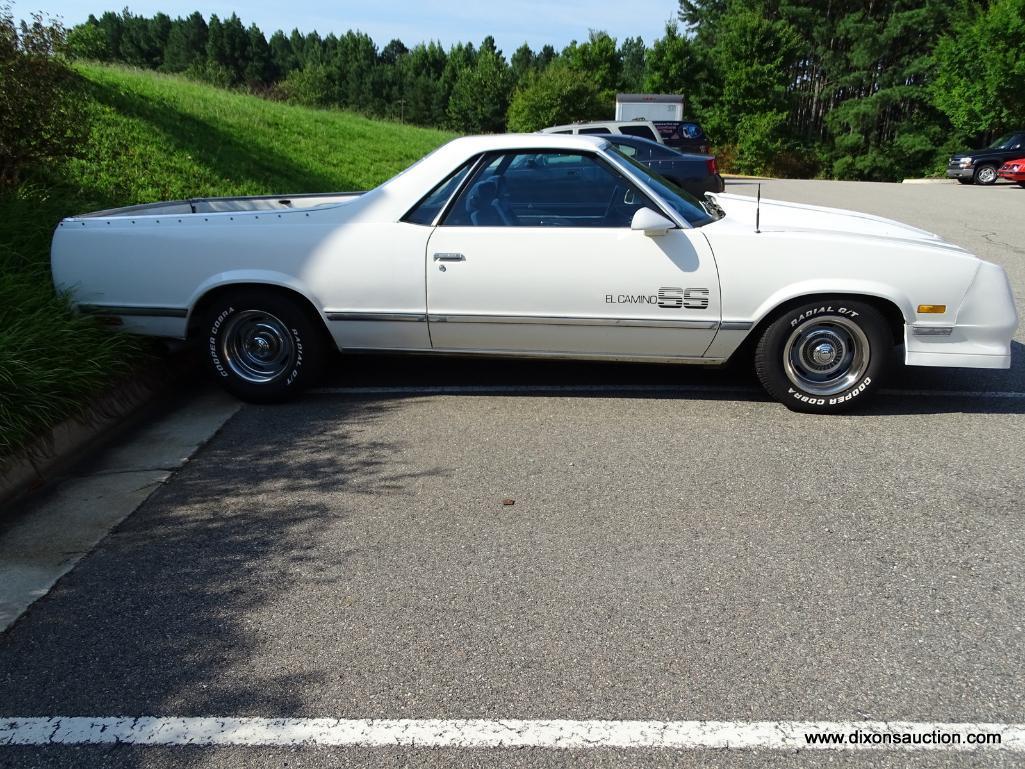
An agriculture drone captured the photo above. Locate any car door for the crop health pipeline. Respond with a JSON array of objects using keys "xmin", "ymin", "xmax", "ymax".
[{"xmin": 425, "ymin": 149, "xmax": 721, "ymax": 360}]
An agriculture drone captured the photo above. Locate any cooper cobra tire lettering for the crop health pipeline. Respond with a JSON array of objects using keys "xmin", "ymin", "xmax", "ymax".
[{"xmin": 208, "ymin": 306, "xmax": 234, "ymax": 378}]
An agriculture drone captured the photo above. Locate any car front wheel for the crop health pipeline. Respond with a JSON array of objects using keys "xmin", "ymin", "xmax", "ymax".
[
  {"xmin": 754, "ymin": 299, "xmax": 892, "ymax": 413},
  {"xmin": 973, "ymin": 164, "xmax": 998, "ymax": 185},
  {"xmin": 201, "ymin": 289, "xmax": 326, "ymax": 403}
]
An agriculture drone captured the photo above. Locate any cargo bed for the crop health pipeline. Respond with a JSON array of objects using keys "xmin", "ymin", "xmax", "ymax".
[{"xmin": 76, "ymin": 191, "xmax": 365, "ymax": 218}]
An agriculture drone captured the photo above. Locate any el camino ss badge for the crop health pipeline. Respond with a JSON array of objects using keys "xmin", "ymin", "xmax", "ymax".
[{"xmin": 605, "ymin": 288, "xmax": 710, "ymax": 309}]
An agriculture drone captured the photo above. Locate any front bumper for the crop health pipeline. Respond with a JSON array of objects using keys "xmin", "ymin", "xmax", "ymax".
[
  {"xmin": 946, "ymin": 166, "xmax": 974, "ymax": 180},
  {"xmin": 905, "ymin": 261, "xmax": 1018, "ymax": 369},
  {"xmin": 998, "ymin": 169, "xmax": 1025, "ymax": 182}
]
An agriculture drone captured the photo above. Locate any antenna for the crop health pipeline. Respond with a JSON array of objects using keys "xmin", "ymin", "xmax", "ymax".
[{"xmin": 755, "ymin": 183, "xmax": 761, "ymax": 234}]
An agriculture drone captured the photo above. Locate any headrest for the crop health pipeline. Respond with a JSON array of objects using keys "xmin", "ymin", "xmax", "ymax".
[{"xmin": 466, "ymin": 178, "xmax": 500, "ymax": 212}]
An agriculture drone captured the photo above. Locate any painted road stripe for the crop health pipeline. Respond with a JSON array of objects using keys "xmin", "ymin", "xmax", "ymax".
[
  {"xmin": 1, "ymin": 718, "xmax": 1023, "ymax": 751},
  {"xmin": 310, "ymin": 384, "xmax": 1025, "ymax": 399}
]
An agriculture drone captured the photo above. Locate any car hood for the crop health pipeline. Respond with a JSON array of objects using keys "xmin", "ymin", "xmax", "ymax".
[{"xmin": 707, "ymin": 192, "xmax": 962, "ymax": 249}]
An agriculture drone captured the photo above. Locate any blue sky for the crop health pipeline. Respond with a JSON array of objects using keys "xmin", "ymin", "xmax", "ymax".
[{"xmin": 13, "ymin": 0, "xmax": 681, "ymax": 53}]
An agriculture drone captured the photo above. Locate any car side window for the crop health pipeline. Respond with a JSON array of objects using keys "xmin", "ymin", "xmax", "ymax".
[
  {"xmin": 619, "ymin": 125, "xmax": 658, "ymax": 141},
  {"xmin": 578, "ymin": 127, "xmax": 612, "ymax": 135},
  {"xmin": 403, "ymin": 160, "xmax": 475, "ymax": 225},
  {"xmin": 612, "ymin": 141, "xmax": 651, "ymax": 161},
  {"xmin": 441, "ymin": 151, "xmax": 658, "ymax": 228}
]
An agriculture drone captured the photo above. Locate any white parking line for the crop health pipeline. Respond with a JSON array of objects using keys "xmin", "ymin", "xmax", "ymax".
[
  {"xmin": 1, "ymin": 717, "xmax": 1022, "ymax": 751},
  {"xmin": 310, "ymin": 384, "xmax": 1025, "ymax": 399}
]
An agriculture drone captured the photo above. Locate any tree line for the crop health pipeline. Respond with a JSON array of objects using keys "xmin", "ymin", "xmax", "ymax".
[{"xmin": 64, "ymin": 0, "xmax": 1025, "ymax": 180}]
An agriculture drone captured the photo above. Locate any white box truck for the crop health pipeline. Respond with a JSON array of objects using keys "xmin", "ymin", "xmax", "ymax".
[{"xmin": 615, "ymin": 93, "xmax": 685, "ymax": 122}]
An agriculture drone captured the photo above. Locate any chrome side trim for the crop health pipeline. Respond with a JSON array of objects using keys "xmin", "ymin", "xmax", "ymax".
[
  {"xmin": 326, "ymin": 312, "xmax": 427, "ymax": 322},
  {"xmin": 913, "ymin": 326, "xmax": 954, "ymax": 336},
  {"xmin": 79, "ymin": 304, "xmax": 187, "ymax": 318},
  {"xmin": 426, "ymin": 313, "xmax": 718, "ymax": 330},
  {"xmin": 340, "ymin": 346, "xmax": 724, "ymax": 365},
  {"xmin": 718, "ymin": 321, "xmax": 753, "ymax": 332}
]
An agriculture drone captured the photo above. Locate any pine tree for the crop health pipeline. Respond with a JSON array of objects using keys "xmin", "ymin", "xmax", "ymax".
[
  {"xmin": 245, "ymin": 24, "xmax": 272, "ymax": 86},
  {"xmin": 447, "ymin": 48, "xmax": 512, "ymax": 132},
  {"xmin": 268, "ymin": 30, "xmax": 296, "ymax": 76}
]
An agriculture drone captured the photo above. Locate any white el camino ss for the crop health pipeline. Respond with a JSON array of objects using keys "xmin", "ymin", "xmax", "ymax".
[{"xmin": 52, "ymin": 134, "xmax": 1018, "ymax": 413}]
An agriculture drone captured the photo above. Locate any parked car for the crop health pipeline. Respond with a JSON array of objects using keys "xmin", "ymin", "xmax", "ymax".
[
  {"xmin": 997, "ymin": 157, "xmax": 1025, "ymax": 187},
  {"xmin": 947, "ymin": 131, "xmax": 1025, "ymax": 185},
  {"xmin": 603, "ymin": 134, "xmax": 724, "ymax": 197},
  {"xmin": 540, "ymin": 120, "xmax": 662, "ymax": 143},
  {"xmin": 52, "ymin": 134, "xmax": 1017, "ymax": 413}
]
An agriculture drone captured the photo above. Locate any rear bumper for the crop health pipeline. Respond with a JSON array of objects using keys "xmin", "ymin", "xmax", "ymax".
[{"xmin": 904, "ymin": 261, "xmax": 1018, "ymax": 370}]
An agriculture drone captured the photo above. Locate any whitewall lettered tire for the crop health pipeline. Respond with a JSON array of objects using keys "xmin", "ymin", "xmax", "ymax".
[
  {"xmin": 754, "ymin": 299, "xmax": 893, "ymax": 413},
  {"xmin": 201, "ymin": 289, "xmax": 325, "ymax": 403}
]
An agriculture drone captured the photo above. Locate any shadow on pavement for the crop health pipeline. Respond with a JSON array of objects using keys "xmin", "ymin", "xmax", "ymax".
[
  {"xmin": 0, "ymin": 397, "xmax": 447, "ymax": 724},
  {"xmin": 323, "ymin": 340, "xmax": 1025, "ymax": 417}
]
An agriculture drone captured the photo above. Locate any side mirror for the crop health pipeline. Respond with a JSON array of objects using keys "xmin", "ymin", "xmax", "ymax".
[{"xmin": 630, "ymin": 207, "xmax": 676, "ymax": 236}]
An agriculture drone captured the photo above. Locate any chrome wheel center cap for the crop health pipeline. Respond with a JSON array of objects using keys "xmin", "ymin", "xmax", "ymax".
[
  {"xmin": 248, "ymin": 336, "xmax": 272, "ymax": 358},
  {"xmin": 811, "ymin": 342, "xmax": 837, "ymax": 365}
]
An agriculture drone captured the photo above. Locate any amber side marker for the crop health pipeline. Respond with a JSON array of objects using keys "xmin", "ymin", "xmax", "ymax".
[{"xmin": 917, "ymin": 304, "xmax": 946, "ymax": 314}]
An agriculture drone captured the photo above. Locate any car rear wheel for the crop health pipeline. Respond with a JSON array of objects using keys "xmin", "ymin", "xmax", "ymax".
[
  {"xmin": 201, "ymin": 289, "xmax": 326, "ymax": 403},
  {"xmin": 974, "ymin": 164, "xmax": 998, "ymax": 185},
  {"xmin": 754, "ymin": 299, "xmax": 892, "ymax": 413}
]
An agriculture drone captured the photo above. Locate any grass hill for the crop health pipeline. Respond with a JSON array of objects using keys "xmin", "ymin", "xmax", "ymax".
[{"xmin": 0, "ymin": 63, "xmax": 455, "ymax": 460}]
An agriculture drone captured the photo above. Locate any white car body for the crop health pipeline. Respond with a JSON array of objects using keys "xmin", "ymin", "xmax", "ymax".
[{"xmin": 52, "ymin": 133, "xmax": 1017, "ymax": 373}]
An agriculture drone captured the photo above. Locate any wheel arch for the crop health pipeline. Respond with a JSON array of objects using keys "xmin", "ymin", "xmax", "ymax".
[
  {"xmin": 727, "ymin": 289, "xmax": 908, "ymax": 364},
  {"xmin": 186, "ymin": 275, "xmax": 330, "ymax": 341}
]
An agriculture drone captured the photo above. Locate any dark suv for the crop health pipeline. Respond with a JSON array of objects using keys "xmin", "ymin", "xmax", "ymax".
[{"xmin": 947, "ymin": 131, "xmax": 1025, "ymax": 185}]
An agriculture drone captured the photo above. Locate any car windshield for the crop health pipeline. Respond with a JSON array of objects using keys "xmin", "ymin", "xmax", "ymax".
[
  {"xmin": 987, "ymin": 133, "xmax": 1017, "ymax": 149},
  {"xmin": 604, "ymin": 146, "xmax": 721, "ymax": 226}
]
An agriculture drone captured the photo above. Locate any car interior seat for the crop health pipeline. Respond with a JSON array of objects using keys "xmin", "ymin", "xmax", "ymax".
[{"xmin": 466, "ymin": 177, "xmax": 518, "ymax": 226}]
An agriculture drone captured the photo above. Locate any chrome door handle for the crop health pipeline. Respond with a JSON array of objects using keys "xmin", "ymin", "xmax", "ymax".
[{"xmin": 433, "ymin": 252, "xmax": 465, "ymax": 262}]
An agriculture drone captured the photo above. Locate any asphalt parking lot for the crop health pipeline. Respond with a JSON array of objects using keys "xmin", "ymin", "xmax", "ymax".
[{"xmin": 1, "ymin": 179, "xmax": 1024, "ymax": 768}]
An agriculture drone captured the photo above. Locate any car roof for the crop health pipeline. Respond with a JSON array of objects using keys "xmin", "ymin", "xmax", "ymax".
[{"xmin": 605, "ymin": 135, "xmax": 664, "ymax": 148}]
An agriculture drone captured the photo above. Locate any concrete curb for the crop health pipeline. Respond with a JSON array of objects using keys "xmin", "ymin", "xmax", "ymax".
[
  {"xmin": 0, "ymin": 348, "xmax": 201, "ymax": 512},
  {"xmin": 901, "ymin": 178, "xmax": 952, "ymax": 184}
]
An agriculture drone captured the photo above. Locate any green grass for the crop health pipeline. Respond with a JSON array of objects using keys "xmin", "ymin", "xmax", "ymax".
[{"xmin": 0, "ymin": 63, "xmax": 455, "ymax": 460}]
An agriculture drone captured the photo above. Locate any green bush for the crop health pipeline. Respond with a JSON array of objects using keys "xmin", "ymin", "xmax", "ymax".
[
  {"xmin": 932, "ymin": 0, "xmax": 1025, "ymax": 137},
  {"xmin": 506, "ymin": 62, "xmax": 604, "ymax": 132},
  {"xmin": 278, "ymin": 64, "xmax": 335, "ymax": 108},
  {"xmin": 66, "ymin": 21, "xmax": 110, "ymax": 61},
  {"xmin": 0, "ymin": 6, "xmax": 89, "ymax": 186}
]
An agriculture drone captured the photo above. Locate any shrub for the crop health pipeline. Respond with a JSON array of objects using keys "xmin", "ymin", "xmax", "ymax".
[
  {"xmin": 66, "ymin": 21, "xmax": 110, "ymax": 61},
  {"xmin": 506, "ymin": 62, "xmax": 604, "ymax": 132},
  {"xmin": 0, "ymin": 6, "xmax": 89, "ymax": 186},
  {"xmin": 277, "ymin": 64, "xmax": 335, "ymax": 108}
]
